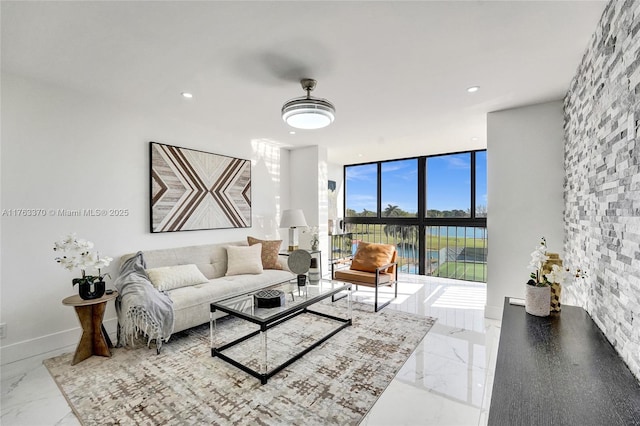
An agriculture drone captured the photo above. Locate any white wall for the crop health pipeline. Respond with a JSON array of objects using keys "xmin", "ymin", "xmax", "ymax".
[
  {"xmin": 289, "ymin": 146, "xmax": 329, "ymax": 271},
  {"xmin": 0, "ymin": 73, "xmax": 291, "ymax": 363},
  {"xmin": 485, "ymin": 101, "xmax": 565, "ymax": 319},
  {"xmin": 327, "ymin": 162, "xmax": 344, "ymax": 229}
]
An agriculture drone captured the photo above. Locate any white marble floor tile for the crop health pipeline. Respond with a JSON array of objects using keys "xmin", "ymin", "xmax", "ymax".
[
  {"xmin": 1, "ymin": 346, "xmax": 80, "ymax": 426},
  {"xmin": 362, "ymin": 378, "xmax": 483, "ymax": 426},
  {"xmin": 362, "ymin": 275, "xmax": 498, "ymax": 426},
  {"xmin": 1, "ymin": 274, "xmax": 499, "ymax": 426}
]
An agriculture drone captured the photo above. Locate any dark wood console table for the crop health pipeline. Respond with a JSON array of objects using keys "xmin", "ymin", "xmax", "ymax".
[{"xmin": 488, "ymin": 297, "xmax": 640, "ymax": 426}]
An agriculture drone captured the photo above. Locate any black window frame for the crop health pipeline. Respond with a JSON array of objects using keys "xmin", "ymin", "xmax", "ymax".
[{"xmin": 343, "ymin": 149, "xmax": 487, "ymax": 275}]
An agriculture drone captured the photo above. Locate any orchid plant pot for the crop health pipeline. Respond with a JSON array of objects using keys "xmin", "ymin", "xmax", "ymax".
[
  {"xmin": 54, "ymin": 233, "xmax": 113, "ymax": 301},
  {"xmin": 77, "ymin": 280, "xmax": 106, "ymax": 300},
  {"xmin": 525, "ymin": 284, "xmax": 551, "ymax": 317}
]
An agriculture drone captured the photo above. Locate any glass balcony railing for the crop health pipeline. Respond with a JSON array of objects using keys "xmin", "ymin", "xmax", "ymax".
[{"xmin": 333, "ymin": 224, "xmax": 487, "ymax": 283}]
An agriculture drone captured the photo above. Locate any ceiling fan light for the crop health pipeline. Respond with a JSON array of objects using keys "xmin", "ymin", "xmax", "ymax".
[
  {"xmin": 282, "ymin": 99, "xmax": 335, "ymax": 130},
  {"xmin": 281, "ymin": 79, "xmax": 335, "ymax": 130}
]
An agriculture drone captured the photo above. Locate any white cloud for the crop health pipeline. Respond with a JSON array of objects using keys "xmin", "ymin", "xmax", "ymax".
[
  {"xmin": 346, "ymin": 164, "xmax": 377, "ymax": 182},
  {"xmin": 445, "ymin": 156, "xmax": 470, "ymax": 169}
]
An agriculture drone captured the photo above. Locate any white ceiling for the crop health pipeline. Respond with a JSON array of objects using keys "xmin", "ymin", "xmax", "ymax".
[{"xmin": 1, "ymin": 1, "xmax": 606, "ymax": 165}]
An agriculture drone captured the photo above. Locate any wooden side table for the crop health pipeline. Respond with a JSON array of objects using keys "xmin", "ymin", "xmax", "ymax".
[{"xmin": 62, "ymin": 291, "xmax": 118, "ymax": 365}]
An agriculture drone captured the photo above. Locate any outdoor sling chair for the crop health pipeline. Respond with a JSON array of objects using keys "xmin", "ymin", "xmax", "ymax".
[{"xmin": 331, "ymin": 241, "xmax": 398, "ymax": 312}]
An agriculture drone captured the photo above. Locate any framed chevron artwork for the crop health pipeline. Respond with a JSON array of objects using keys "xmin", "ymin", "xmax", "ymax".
[{"xmin": 150, "ymin": 142, "xmax": 251, "ymax": 232}]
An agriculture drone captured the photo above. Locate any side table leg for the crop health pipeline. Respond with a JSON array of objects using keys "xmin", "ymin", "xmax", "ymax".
[
  {"xmin": 91, "ymin": 302, "xmax": 111, "ymax": 357},
  {"xmin": 102, "ymin": 324, "xmax": 113, "ymax": 348},
  {"xmin": 71, "ymin": 302, "xmax": 111, "ymax": 365}
]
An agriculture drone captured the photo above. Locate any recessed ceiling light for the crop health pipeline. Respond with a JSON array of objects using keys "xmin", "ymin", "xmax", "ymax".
[
  {"xmin": 467, "ymin": 86, "xmax": 480, "ymax": 93},
  {"xmin": 181, "ymin": 92, "xmax": 193, "ymax": 99},
  {"xmin": 289, "ymin": 131, "xmax": 296, "ymax": 135}
]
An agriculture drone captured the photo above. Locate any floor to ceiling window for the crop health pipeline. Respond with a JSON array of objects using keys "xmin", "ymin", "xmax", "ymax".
[{"xmin": 340, "ymin": 150, "xmax": 487, "ymax": 282}]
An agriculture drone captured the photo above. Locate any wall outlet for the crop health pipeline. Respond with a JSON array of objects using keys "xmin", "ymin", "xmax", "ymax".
[{"xmin": 0, "ymin": 323, "xmax": 6, "ymax": 339}]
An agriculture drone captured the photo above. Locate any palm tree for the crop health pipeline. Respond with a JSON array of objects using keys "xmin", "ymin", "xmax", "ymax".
[
  {"xmin": 383, "ymin": 204, "xmax": 400, "ymax": 217},
  {"xmin": 401, "ymin": 225, "xmax": 417, "ymax": 243},
  {"xmin": 383, "ymin": 224, "xmax": 397, "ymax": 239}
]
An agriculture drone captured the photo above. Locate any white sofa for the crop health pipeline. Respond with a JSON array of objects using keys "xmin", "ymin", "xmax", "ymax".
[{"xmin": 123, "ymin": 241, "xmax": 295, "ymax": 335}]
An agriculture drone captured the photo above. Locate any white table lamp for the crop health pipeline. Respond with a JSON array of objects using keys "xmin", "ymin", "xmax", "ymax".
[{"xmin": 280, "ymin": 209, "xmax": 308, "ymax": 251}]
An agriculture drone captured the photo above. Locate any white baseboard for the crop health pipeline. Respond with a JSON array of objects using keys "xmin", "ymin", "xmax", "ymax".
[
  {"xmin": 0, "ymin": 316, "xmax": 118, "ymax": 365},
  {"xmin": 484, "ymin": 304, "xmax": 503, "ymax": 320}
]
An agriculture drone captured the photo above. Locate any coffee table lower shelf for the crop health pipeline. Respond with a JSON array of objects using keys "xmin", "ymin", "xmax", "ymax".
[{"xmin": 211, "ymin": 308, "xmax": 351, "ymax": 384}]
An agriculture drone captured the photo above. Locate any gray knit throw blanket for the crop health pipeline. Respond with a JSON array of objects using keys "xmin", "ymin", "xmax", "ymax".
[{"xmin": 113, "ymin": 252, "xmax": 174, "ymax": 351}]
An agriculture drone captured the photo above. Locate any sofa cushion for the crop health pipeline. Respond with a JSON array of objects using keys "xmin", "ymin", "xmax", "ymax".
[
  {"xmin": 351, "ymin": 242, "xmax": 396, "ymax": 273},
  {"xmin": 247, "ymin": 236, "xmax": 283, "ymax": 270},
  {"xmin": 167, "ymin": 269, "xmax": 295, "ymax": 332},
  {"xmin": 226, "ymin": 244, "xmax": 264, "ymax": 276},
  {"xmin": 146, "ymin": 264, "xmax": 208, "ymax": 291},
  {"xmin": 133, "ymin": 243, "xmax": 246, "ymax": 280}
]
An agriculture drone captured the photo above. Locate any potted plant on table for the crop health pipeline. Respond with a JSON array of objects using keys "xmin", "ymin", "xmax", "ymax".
[
  {"xmin": 525, "ymin": 237, "xmax": 552, "ymax": 316},
  {"xmin": 304, "ymin": 226, "xmax": 320, "ymax": 251},
  {"xmin": 526, "ymin": 237, "xmax": 588, "ymax": 315},
  {"xmin": 54, "ymin": 233, "xmax": 113, "ymax": 300}
]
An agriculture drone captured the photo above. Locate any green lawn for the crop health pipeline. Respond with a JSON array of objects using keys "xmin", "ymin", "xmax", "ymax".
[
  {"xmin": 434, "ymin": 261, "xmax": 486, "ymax": 282},
  {"xmin": 349, "ymin": 228, "xmax": 487, "ymax": 249}
]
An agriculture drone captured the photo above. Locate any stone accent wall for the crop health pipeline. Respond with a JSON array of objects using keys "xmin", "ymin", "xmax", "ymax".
[{"xmin": 564, "ymin": 0, "xmax": 640, "ymax": 380}]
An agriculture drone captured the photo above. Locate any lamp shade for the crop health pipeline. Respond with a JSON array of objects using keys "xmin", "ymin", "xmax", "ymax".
[{"xmin": 280, "ymin": 209, "xmax": 308, "ymax": 228}]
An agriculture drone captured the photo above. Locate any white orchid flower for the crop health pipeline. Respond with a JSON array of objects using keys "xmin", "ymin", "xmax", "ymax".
[
  {"xmin": 54, "ymin": 234, "xmax": 111, "ymax": 283},
  {"xmin": 81, "ymin": 251, "xmax": 98, "ymax": 267},
  {"xmin": 93, "ymin": 255, "xmax": 112, "ymax": 270},
  {"xmin": 75, "ymin": 239, "xmax": 94, "ymax": 250},
  {"xmin": 529, "ymin": 246, "xmax": 549, "ymax": 271},
  {"xmin": 545, "ymin": 264, "xmax": 567, "ymax": 284}
]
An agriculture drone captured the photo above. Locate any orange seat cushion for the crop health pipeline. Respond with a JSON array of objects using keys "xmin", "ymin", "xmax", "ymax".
[
  {"xmin": 334, "ymin": 269, "xmax": 392, "ymax": 286},
  {"xmin": 351, "ymin": 242, "xmax": 396, "ymax": 273}
]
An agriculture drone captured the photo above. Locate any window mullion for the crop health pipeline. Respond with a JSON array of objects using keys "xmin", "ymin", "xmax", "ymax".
[{"xmin": 471, "ymin": 151, "xmax": 477, "ymax": 219}]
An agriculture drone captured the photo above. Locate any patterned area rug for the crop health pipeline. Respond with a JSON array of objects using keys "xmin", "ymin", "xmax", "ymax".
[{"xmin": 44, "ymin": 301, "xmax": 435, "ymax": 425}]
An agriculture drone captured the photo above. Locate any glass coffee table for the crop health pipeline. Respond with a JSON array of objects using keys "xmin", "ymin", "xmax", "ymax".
[{"xmin": 210, "ymin": 279, "xmax": 352, "ymax": 384}]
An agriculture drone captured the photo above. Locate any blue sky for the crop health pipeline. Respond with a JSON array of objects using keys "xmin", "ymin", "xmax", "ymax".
[{"xmin": 346, "ymin": 152, "xmax": 487, "ymax": 214}]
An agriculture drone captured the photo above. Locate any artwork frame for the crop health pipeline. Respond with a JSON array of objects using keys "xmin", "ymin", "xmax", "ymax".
[{"xmin": 149, "ymin": 142, "xmax": 251, "ymax": 233}]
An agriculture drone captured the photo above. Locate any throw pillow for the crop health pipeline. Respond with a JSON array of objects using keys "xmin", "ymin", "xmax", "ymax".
[
  {"xmin": 350, "ymin": 242, "xmax": 396, "ymax": 273},
  {"xmin": 247, "ymin": 236, "xmax": 283, "ymax": 270},
  {"xmin": 145, "ymin": 264, "xmax": 208, "ymax": 291},
  {"xmin": 226, "ymin": 244, "xmax": 264, "ymax": 276}
]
